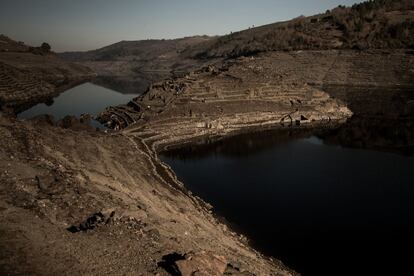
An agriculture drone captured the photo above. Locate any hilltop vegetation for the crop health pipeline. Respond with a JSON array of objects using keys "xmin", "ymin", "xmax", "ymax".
[
  {"xmin": 0, "ymin": 35, "xmax": 55, "ymax": 56},
  {"xmin": 185, "ymin": 0, "xmax": 414, "ymax": 59}
]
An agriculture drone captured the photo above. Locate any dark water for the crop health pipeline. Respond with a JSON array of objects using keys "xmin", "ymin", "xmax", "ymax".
[
  {"xmin": 161, "ymin": 121, "xmax": 414, "ymax": 275},
  {"xmin": 18, "ymin": 82, "xmax": 137, "ymax": 127}
]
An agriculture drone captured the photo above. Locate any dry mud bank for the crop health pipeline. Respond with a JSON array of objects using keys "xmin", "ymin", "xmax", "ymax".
[{"xmin": 0, "ymin": 116, "xmax": 295, "ymax": 275}]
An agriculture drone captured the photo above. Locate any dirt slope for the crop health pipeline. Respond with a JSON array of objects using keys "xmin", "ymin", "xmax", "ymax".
[{"xmin": 0, "ymin": 115, "xmax": 293, "ymax": 275}]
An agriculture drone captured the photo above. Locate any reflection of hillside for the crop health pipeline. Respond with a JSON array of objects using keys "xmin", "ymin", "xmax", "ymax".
[
  {"xmin": 163, "ymin": 116, "xmax": 414, "ymax": 160},
  {"xmin": 92, "ymin": 76, "xmax": 152, "ymax": 95},
  {"xmin": 161, "ymin": 128, "xmax": 318, "ymax": 160},
  {"xmin": 322, "ymin": 85, "xmax": 414, "ymax": 118},
  {"xmin": 321, "ymin": 116, "xmax": 414, "ymax": 156},
  {"xmin": 321, "ymin": 86, "xmax": 414, "ymax": 156}
]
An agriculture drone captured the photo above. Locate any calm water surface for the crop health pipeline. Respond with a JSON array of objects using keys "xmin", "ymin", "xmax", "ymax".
[
  {"xmin": 161, "ymin": 127, "xmax": 414, "ymax": 276},
  {"xmin": 18, "ymin": 82, "xmax": 137, "ymax": 126}
]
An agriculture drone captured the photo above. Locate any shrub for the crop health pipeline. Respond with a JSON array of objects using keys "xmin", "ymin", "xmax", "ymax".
[{"xmin": 41, "ymin": 42, "xmax": 51, "ymax": 52}]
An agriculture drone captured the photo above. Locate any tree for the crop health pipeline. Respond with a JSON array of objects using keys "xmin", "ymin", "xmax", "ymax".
[{"xmin": 41, "ymin": 42, "xmax": 51, "ymax": 52}]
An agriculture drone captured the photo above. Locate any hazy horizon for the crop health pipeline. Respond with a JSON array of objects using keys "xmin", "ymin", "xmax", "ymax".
[{"xmin": 0, "ymin": 0, "xmax": 364, "ymax": 52}]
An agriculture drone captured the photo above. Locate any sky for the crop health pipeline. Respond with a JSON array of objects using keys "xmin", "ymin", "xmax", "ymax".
[{"xmin": 0, "ymin": 0, "xmax": 365, "ymax": 52}]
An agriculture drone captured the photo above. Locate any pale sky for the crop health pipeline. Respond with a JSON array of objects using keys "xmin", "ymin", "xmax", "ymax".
[{"xmin": 0, "ymin": 0, "xmax": 365, "ymax": 52}]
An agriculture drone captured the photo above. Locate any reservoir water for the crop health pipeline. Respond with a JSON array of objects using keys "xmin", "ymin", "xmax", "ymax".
[
  {"xmin": 18, "ymin": 82, "xmax": 138, "ymax": 127},
  {"xmin": 161, "ymin": 122, "xmax": 414, "ymax": 276}
]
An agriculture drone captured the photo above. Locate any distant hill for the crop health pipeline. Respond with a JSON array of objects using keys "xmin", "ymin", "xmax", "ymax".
[
  {"xmin": 0, "ymin": 35, "xmax": 29, "ymax": 52},
  {"xmin": 186, "ymin": 0, "xmax": 414, "ymax": 59},
  {"xmin": 62, "ymin": 0, "xmax": 414, "ymax": 63},
  {"xmin": 0, "ymin": 35, "xmax": 56, "ymax": 56},
  {"xmin": 59, "ymin": 0, "xmax": 414, "ymax": 93},
  {"xmin": 60, "ymin": 36, "xmax": 213, "ymax": 61},
  {"xmin": 59, "ymin": 36, "xmax": 218, "ymax": 94}
]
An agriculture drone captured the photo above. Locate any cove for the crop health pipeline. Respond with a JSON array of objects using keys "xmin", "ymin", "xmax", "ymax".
[{"xmin": 160, "ymin": 124, "xmax": 414, "ymax": 276}]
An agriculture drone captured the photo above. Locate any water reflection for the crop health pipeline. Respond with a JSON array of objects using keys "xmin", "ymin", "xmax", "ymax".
[
  {"xmin": 18, "ymin": 82, "xmax": 138, "ymax": 127},
  {"xmin": 92, "ymin": 76, "xmax": 151, "ymax": 95},
  {"xmin": 320, "ymin": 116, "xmax": 414, "ymax": 156}
]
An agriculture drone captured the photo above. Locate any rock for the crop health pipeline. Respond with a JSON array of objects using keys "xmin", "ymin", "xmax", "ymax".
[
  {"xmin": 157, "ymin": 252, "xmax": 185, "ymax": 275},
  {"xmin": 35, "ymin": 171, "xmax": 65, "ymax": 195},
  {"xmin": 66, "ymin": 211, "xmax": 115, "ymax": 233},
  {"xmin": 31, "ymin": 114, "xmax": 55, "ymax": 126},
  {"xmin": 157, "ymin": 251, "xmax": 228, "ymax": 276},
  {"xmin": 176, "ymin": 252, "xmax": 228, "ymax": 276},
  {"xmin": 57, "ymin": 115, "xmax": 95, "ymax": 131},
  {"xmin": 224, "ymin": 263, "xmax": 255, "ymax": 275},
  {"xmin": 79, "ymin": 113, "xmax": 92, "ymax": 124}
]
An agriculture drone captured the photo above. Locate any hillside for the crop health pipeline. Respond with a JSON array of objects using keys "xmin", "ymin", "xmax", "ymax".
[
  {"xmin": 59, "ymin": 36, "xmax": 218, "ymax": 94},
  {"xmin": 60, "ymin": 36, "xmax": 213, "ymax": 63},
  {"xmin": 0, "ymin": 35, "xmax": 95, "ymax": 113},
  {"xmin": 0, "ymin": 34, "xmax": 29, "ymax": 52},
  {"xmin": 186, "ymin": 0, "xmax": 414, "ymax": 58}
]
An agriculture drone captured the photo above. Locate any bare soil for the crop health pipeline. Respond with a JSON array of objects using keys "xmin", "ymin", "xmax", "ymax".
[{"xmin": 0, "ymin": 115, "xmax": 294, "ymax": 275}]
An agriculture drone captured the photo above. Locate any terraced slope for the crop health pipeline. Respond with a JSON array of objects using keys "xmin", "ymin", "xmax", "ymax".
[
  {"xmin": 0, "ymin": 62, "xmax": 54, "ymax": 110},
  {"xmin": 97, "ymin": 49, "xmax": 414, "ymax": 151},
  {"xmin": 0, "ymin": 36, "xmax": 95, "ymax": 113}
]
